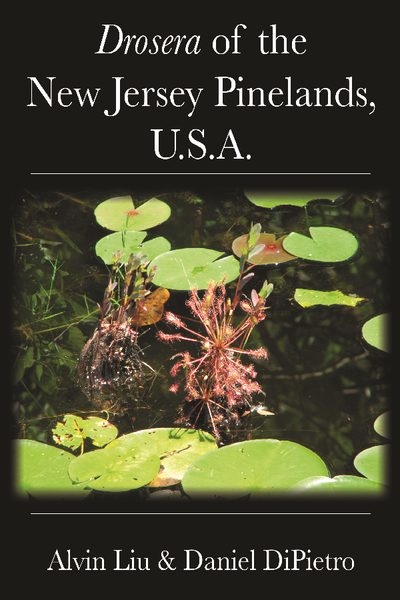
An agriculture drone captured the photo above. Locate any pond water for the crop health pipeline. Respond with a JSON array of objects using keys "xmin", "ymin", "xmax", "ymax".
[{"xmin": 11, "ymin": 189, "xmax": 391, "ymax": 481}]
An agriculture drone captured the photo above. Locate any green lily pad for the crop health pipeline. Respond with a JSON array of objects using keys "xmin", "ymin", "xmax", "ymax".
[
  {"xmin": 148, "ymin": 248, "xmax": 241, "ymax": 290},
  {"xmin": 353, "ymin": 444, "xmax": 389, "ymax": 485},
  {"xmin": 294, "ymin": 288, "xmax": 365, "ymax": 308},
  {"xmin": 283, "ymin": 226, "xmax": 359, "ymax": 263},
  {"xmin": 52, "ymin": 415, "xmax": 118, "ymax": 451},
  {"xmin": 108, "ymin": 427, "xmax": 217, "ymax": 487},
  {"xmin": 232, "ymin": 233, "xmax": 296, "ymax": 264},
  {"xmin": 12, "ymin": 439, "xmax": 91, "ymax": 500},
  {"xmin": 181, "ymin": 439, "xmax": 329, "ymax": 499},
  {"xmin": 244, "ymin": 190, "xmax": 344, "ymax": 209},
  {"xmin": 374, "ymin": 411, "xmax": 390, "ymax": 440},
  {"xmin": 95, "ymin": 231, "xmax": 171, "ymax": 264},
  {"xmin": 94, "ymin": 196, "xmax": 171, "ymax": 231},
  {"xmin": 68, "ymin": 445, "xmax": 160, "ymax": 492},
  {"xmin": 286, "ymin": 475, "xmax": 387, "ymax": 496},
  {"xmin": 362, "ymin": 313, "xmax": 390, "ymax": 353}
]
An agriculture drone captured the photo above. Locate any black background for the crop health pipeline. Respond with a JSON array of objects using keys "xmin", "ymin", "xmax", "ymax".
[{"xmin": 7, "ymin": 3, "xmax": 395, "ymax": 592}]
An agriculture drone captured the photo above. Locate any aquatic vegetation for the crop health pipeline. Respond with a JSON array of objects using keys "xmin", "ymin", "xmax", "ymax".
[
  {"xmin": 52, "ymin": 414, "xmax": 118, "ymax": 453},
  {"xmin": 293, "ymin": 288, "xmax": 365, "ymax": 307},
  {"xmin": 282, "ymin": 226, "xmax": 359, "ymax": 262},
  {"xmin": 11, "ymin": 240, "xmax": 99, "ymax": 440},
  {"xmin": 75, "ymin": 251, "xmax": 163, "ymax": 413},
  {"xmin": 181, "ymin": 439, "xmax": 329, "ymax": 499},
  {"xmin": 94, "ymin": 196, "xmax": 171, "ymax": 231},
  {"xmin": 362, "ymin": 312, "xmax": 390, "ymax": 354},
  {"xmin": 374, "ymin": 411, "xmax": 390, "ymax": 439},
  {"xmin": 244, "ymin": 189, "xmax": 345, "ymax": 208},
  {"xmin": 68, "ymin": 427, "xmax": 217, "ymax": 492},
  {"xmin": 11, "ymin": 190, "xmax": 391, "ymax": 501},
  {"xmin": 95, "ymin": 231, "xmax": 171, "ymax": 265},
  {"xmin": 286, "ymin": 475, "xmax": 386, "ymax": 497},
  {"xmin": 157, "ymin": 225, "xmax": 273, "ymax": 439},
  {"xmin": 353, "ymin": 444, "xmax": 389, "ymax": 485},
  {"xmin": 148, "ymin": 247, "xmax": 241, "ymax": 290},
  {"xmin": 12, "ymin": 439, "xmax": 92, "ymax": 500},
  {"xmin": 232, "ymin": 232, "xmax": 296, "ymax": 265}
]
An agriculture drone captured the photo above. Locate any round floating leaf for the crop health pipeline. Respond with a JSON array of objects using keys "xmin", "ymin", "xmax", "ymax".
[
  {"xmin": 283, "ymin": 226, "xmax": 359, "ymax": 263},
  {"xmin": 374, "ymin": 411, "xmax": 390, "ymax": 440},
  {"xmin": 68, "ymin": 445, "xmax": 160, "ymax": 492},
  {"xmin": 148, "ymin": 248, "xmax": 241, "ymax": 290},
  {"xmin": 286, "ymin": 475, "xmax": 387, "ymax": 496},
  {"xmin": 353, "ymin": 444, "xmax": 389, "ymax": 485},
  {"xmin": 12, "ymin": 439, "xmax": 91, "ymax": 500},
  {"xmin": 232, "ymin": 233, "xmax": 297, "ymax": 264},
  {"xmin": 108, "ymin": 427, "xmax": 217, "ymax": 487},
  {"xmin": 95, "ymin": 231, "xmax": 171, "ymax": 264},
  {"xmin": 181, "ymin": 439, "xmax": 329, "ymax": 499},
  {"xmin": 362, "ymin": 313, "xmax": 390, "ymax": 353},
  {"xmin": 294, "ymin": 288, "xmax": 364, "ymax": 308},
  {"xmin": 94, "ymin": 196, "xmax": 171, "ymax": 231},
  {"xmin": 244, "ymin": 189, "xmax": 344, "ymax": 209}
]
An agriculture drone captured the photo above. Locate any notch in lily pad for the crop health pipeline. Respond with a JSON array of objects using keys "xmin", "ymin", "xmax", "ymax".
[
  {"xmin": 282, "ymin": 226, "xmax": 359, "ymax": 263},
  {"xmin": 232, "ymin": 232, "xmax": 297, "ymax": 265},
  {"xmin": 95, "ymin": 231, "xmax": 171, "ymax": 265},
  {"xmin": 148, "ymin": 248, "xmax": 241, "ymax": 290},
  {"xmin": 94, "ymin": 196, "xmax": 171, "ymax": 232},
  {"xmin": 108, "ymin": 427, "xmax": 217, "ymax": 488}
]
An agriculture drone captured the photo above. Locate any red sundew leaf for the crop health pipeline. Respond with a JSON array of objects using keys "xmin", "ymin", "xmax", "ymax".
[{"xmin": 232, "ymin": 233, "xmax": 297, "ymax": 264}]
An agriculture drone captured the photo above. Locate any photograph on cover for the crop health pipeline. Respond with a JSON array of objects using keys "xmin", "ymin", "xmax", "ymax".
[{"xmin": 10, "ymin": 187, "xmax": 390, "ymax": 503}]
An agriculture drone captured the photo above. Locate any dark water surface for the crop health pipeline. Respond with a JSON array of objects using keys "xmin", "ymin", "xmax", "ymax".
[{"xmin": 11, "ymin": 189, "xmax": 391, "ymax": 478}]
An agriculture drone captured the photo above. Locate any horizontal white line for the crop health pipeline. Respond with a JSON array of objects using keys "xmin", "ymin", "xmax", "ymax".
[
  {"xmin": 31, "ymin": 512, "xmax": 372, "ymax": 516},
  {"xmin": 30, "ymin": 172, "xmax": 372, "ymax": 176}
]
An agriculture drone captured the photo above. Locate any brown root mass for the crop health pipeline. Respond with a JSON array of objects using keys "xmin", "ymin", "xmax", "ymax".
[{"xmin": 75, "ymin": 321, "xmax": 152, "ymax": 412}]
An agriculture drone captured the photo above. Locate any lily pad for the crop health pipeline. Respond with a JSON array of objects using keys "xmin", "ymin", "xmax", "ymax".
[
  {"xmin": 148, "ymin": 248, "xmax": 241, "ymax": 290},
  {"xmin": 353, "ymin": 444, "xmax": 389, "ymax": 485},
  {"xmin": 94, "ymin": 196, "xmax": 171, "ymax": 231},
  {"xmin": 232, "ymin": 233, "xmax": 297, "ymax": 264},
  {"xmin": 283, "ymin": 226, "xmax": 359, "ymax": 263},
  {"xmin": 286, "ymin": 475, "xmax": 387, "ymax": 496},
  {"xmin": 68, "ymin": 445, "xmax": 160, "ymax": 492},
  {"xmin": 108, "ymin": 427, "xmax": 217, "ymax": 487},
  {"xmin": 244, "ymin": 189, "xmax": 344, "ymax": 209},
  {"xmin": 95, "ymin": 231, "xmax": 171, "ymax": 264},
  {"xmin": 374, "ymin": 411, "xmax": 390, "ymax": 440},
  {"xmin": 52, "ymin": 415, "xmax": 118, "ymax": 451},
  {"xmin": 181, "ymin": 439, "xmax": 329, "ymax": 499},
  {"xmin": 12, "ymin": 439, "xmax": 91, "ymax": 500},
  {"xmin": 294, "ymin": 288, "xmax": 364, "ymax": 308},
  {"xmin": 362, "ymin": 313, "xmax": 390, "ymax": 353}
]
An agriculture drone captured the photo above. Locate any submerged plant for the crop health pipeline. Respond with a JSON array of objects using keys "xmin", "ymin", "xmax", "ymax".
[
  {"xmin": 158, "ymin": 224, "xmax": 273, "ymax": 439},
  {"xmin": 75, "ymin": 251, "xmax": 158, "ymax": 413}
]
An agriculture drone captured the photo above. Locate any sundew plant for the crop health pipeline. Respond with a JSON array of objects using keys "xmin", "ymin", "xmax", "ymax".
[
  {"xmin": 11, "ymin": 190, "xmax": 391, "ymax": 501},
  {"xmin": 158, "ymin": 224, "xmax": 273, "ymax": 439}
]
